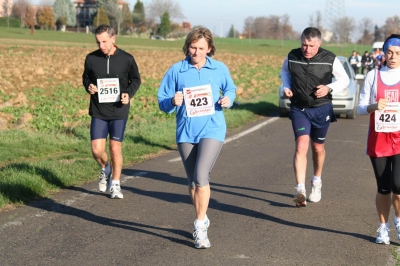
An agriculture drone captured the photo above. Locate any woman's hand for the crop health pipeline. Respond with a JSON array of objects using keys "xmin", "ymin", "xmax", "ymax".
[
  {"xmin": 172, "ymin": 91, "xmax": 184, "ymax": 106},
  {"xmin": 376, "ymin": 98, "xmax": 389, "ymax": 111},
  {"xmin": 218, "ymin": 96, "xmax": 231, "ymax": 108}
]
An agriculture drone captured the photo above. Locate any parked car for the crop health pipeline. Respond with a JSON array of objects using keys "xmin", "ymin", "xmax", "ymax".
[
  {"xmin": 151, "ymin": 35, "xmax": 165, "ymax": 40},
  {"xmin": 278, "ymin": 55, "xmax": 362, "ymax": 119}
]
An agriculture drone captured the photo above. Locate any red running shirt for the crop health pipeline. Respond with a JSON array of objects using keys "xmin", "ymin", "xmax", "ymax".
[{"xmin": 368, "ymin": 70, "xmax": 400, "ymax": 157}]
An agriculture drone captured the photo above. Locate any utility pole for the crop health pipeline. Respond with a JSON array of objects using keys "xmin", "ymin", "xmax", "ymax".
[
  {"xmin": 324, "ymin": 0, "xmax": 345, "ymax": 32},
  {"xmin": 323, "ymin": 0, "xmax": 345, "ymax": 43}
]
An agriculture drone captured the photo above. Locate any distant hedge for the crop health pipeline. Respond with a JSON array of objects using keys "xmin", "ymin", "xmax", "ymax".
[{"xmin": 0, "ymin": 17, "xmax": 21, "ymax": 28}]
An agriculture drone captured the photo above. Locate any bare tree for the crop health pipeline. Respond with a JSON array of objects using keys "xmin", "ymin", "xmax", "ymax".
[
  {"xmin": 147, "ymin": 0, "xmax": 183, "ymax": 22},
  {"xmin": 243, "ymin": 16, "xmax": 255, "ymax": 39},
  {"xmin": 358, "ymin": 17, "xmax": 374, "ymax": 45},
  {"xmin": 281, "ymin": 14, "xmax": 295, "ymax": 40},
  {"xmin": 12, "ymin": 0, "xmax": 31, "ymax": 27},
  {"xmin": 266, "ymin": 15, "xmax": 281, "ymax": 39},
  {"xmin": 332, "ymin": 16, "xmax": 355, "ymax": 46},
  {"xmin": 253, "ymin": 16, "xmax": 268, "ymax": 39},
  {"xmin": 315, "ymin": 10, "xmax": 323, "ymax": 30},
  {"xmin": 1, "ymin": 0, "xmax": 12, "ymax": 27},
  {"xmin": 24, "ymin": 5, "xmax": 36, "ymax": 34},
  {"xmin": 308, "ymin": 13, "xmax": 314, "ymax": 27},
  {"xmin": 383, "ymin": 15, "xmax": 400, "ymax": 37}
]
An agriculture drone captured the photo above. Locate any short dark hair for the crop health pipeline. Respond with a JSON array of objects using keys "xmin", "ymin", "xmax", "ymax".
[
  {"xmin": 95, "ymin": 24, "xmax": 115, "ymax": 37},
  {"xmin": 301, "ymin": 27, "xmax": 321, "ymax": 42}
]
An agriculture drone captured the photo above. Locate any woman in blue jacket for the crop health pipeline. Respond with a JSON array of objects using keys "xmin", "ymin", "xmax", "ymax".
[{"xmin": 158, "ymin": 27, "xmax": 236, "ymax": 249}]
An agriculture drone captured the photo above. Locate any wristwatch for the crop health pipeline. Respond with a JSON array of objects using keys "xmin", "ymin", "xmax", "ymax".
[{"xmin": 328, "ymin": 87, "xmax": 333, "ymax": 94}]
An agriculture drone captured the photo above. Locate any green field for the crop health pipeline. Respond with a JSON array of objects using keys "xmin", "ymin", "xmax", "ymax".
[{"xmin": 0, "ymin": 26, "xmax": 370, "ymax": 211}]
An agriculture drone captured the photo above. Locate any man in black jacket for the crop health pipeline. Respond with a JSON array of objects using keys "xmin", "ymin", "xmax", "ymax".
[
  {"xmin": 280, "ymin": 27, "xmax": 349, "ymax": 207},
  {"xmin": 82, "ymin": 24, "xmax": 141, "ymax": 199}
]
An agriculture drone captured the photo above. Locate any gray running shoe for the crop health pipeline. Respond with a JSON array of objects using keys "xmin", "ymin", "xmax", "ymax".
[
  {"xmin": 110, "ymin": 184, "xmax": 123, "ymax": 199},
  {"xmin": 98, "ymin": 171, "xmax": 110, "ymax": 192},
  {"xmin": 293, "ymin": 188, "xmax": 307, "ymax": 207},
  {"xmin": 193, "ymin": 226, "xmax": 211, "ymax": 249}
]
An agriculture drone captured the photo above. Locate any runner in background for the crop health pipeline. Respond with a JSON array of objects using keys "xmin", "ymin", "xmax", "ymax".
[
  {"xmin": 358, "ymin": 34, "xmax": 400, "ymax": 245},
  {"xmin": 82, "ymin": 24, "xmax": 141, "ymax": 199},
  {"xmin": 280, "ymin": 27, "xmax": 349, "ymax": 207},
  {"xmin": 157, "ymin": 27, "xmax": 236, "ymax": 249}
]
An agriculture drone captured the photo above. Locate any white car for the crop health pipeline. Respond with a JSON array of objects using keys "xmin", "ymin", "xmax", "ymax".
[{"xmin": 278, "ymin": 56, "xmax": 362, "ymax": 119}]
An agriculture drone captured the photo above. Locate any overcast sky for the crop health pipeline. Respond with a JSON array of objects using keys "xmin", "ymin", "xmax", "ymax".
[{"xmin": 135, "ymin": 0, "xmax": 397, "ymax": 38}]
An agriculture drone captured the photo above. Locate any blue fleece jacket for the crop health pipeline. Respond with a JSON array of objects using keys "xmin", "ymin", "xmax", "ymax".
[{"xmin": 158, "ymin": 55, "xmax": 237, "ymax": 143}]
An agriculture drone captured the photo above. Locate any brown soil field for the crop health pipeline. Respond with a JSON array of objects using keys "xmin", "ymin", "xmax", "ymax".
[{"xmin": 0, "ymin": 39, "xmax": 283, "ymax": 129}]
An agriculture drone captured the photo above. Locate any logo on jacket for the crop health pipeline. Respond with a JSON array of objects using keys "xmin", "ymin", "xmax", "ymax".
[{"xmin": 326, "ymin": 115, "xmax": 330, "ymax": 121}]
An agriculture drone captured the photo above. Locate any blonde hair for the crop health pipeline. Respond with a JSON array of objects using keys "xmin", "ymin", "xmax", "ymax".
[{"xmin": 182, "ymin": 27, "xmax": 216, "ymax": 57}]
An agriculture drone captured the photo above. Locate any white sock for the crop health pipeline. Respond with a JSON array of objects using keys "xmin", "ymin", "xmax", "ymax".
[
  {"xmin": 111, "ymin": 180, "xmax": 120, "ymax": 186},
  {"xmin": 312, "ymin": 176, "xmax": 321, "ymax": 183},
  {"xmin": 380, "ymin": 222, "xmax": 389, "ymax": 228},
  {"xmin": 296, "ymin": 184, "xmax": 305, "ymax": 190},
  {"xmin": 195, "ymin": 215, "xmax": 208, "ymax": 228},
  {"xmin": 195, "ymin": 219, "xmax": 205, "ymax": 229}
]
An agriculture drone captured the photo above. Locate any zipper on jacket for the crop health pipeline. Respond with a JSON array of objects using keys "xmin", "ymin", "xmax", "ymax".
[
  {"xmin": 107, "ymin": 55, "xmax": 110, "ymax": 75},
  {"xmin": 306, "ymin": 60, "xmax": 310, "ymax": 107}
]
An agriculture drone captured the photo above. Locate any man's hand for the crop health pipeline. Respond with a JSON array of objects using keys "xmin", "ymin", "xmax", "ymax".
[
  {"xmin": 88, "ymin": 84, "xmax": 98, "ymax": 94},
  {"xmin": 121, "ymin": 93, "xmax": 130, "ymax": 105},
  {"xmin": 283, "ymin": 88, "xmax": 293, "ymax": 98},
  {"xmin": 315, "ymin": 85, "xmax": 330, "ymax": 98}
]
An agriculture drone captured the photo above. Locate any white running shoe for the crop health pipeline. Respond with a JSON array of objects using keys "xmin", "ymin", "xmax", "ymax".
[
  {"xmin": 110, "ymin": 184, "xmax": 123, "ymax": 199},
  {"xmin": 193, "ymin": 226, "xmax": 211, "ymax": 249},
  {"xmin": 98, "ymin": 171, "xmax": 110, "ymax": 192},
  {"xmin": 376, "ymin": 226, "xmax": 390, "ymax": 244},
  {"xmin": 394, "ymin": 221, "xmax": 400, "ymax": 242},
  {"xmin": 193, "ymin": 217, "xmax": 210, "ymax": 239},
  {"xmin": 308, "ymin": 181, "xmax": 322, "ymax": 202},
  {"xmin": 293, "ymin": 188, "xmax": 307, "ymax": 207}
]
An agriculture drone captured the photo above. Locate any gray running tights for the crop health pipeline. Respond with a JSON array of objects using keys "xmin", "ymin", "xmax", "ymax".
[{"xmin": 177, "ymin": 138, "xmax": 223, "ymax": 188}]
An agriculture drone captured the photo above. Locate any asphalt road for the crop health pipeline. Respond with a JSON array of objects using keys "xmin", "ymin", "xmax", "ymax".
[{"xmin": 0, "ymin": 113, "xmax": 398, "ymax": 266}]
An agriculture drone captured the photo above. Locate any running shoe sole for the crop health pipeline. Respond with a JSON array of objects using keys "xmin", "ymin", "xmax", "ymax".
[
  {"xmin": 195, "ymin": 239, "xmax": 211, "ymax": 249},
  {"xmin": 375, "ymin": 238, "xmax": 390, "ymax": 245},
  {"xmin": 293, "ymin": 193, "xmax": 307, "ymax": 207},
  {"xmin": 110, "ymin": 193, "xmax": 123, "ymax": 199}
]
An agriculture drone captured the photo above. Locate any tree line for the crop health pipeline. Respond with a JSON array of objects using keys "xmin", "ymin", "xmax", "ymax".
[
  {"xmin": 233, "ymin": 10, "xmax": 400, "ymax": 45},
  {"xmin": 2, "ymin": 0, "xmax": 400, "ymax": 44},
  {"xmin": 0, "ymin": 0, "xmax": 185, "ymax": 37}
]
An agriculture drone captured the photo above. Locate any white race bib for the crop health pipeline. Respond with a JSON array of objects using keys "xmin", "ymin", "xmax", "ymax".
[
  {"xmin": 97, "ymin": 78, "xmax": 120, "ymax": 103},
  {"xmin": 183, "ymin": 84, "xmax": 215, "ymax": 117},
  {"xmin": 375, "ymin": 102, "xmax": 400, "ymax": 132}
]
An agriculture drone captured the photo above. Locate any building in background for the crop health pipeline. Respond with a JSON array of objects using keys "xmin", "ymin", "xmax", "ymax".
[{"xmin": 73, "ymin": 0, "xmax": 128, "ymax": 29}]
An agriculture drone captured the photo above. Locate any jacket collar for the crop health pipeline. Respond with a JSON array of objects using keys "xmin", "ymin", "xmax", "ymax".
[{"xmin": 179, "ymin": 55, "xmax": 216, "ymax": 72}]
